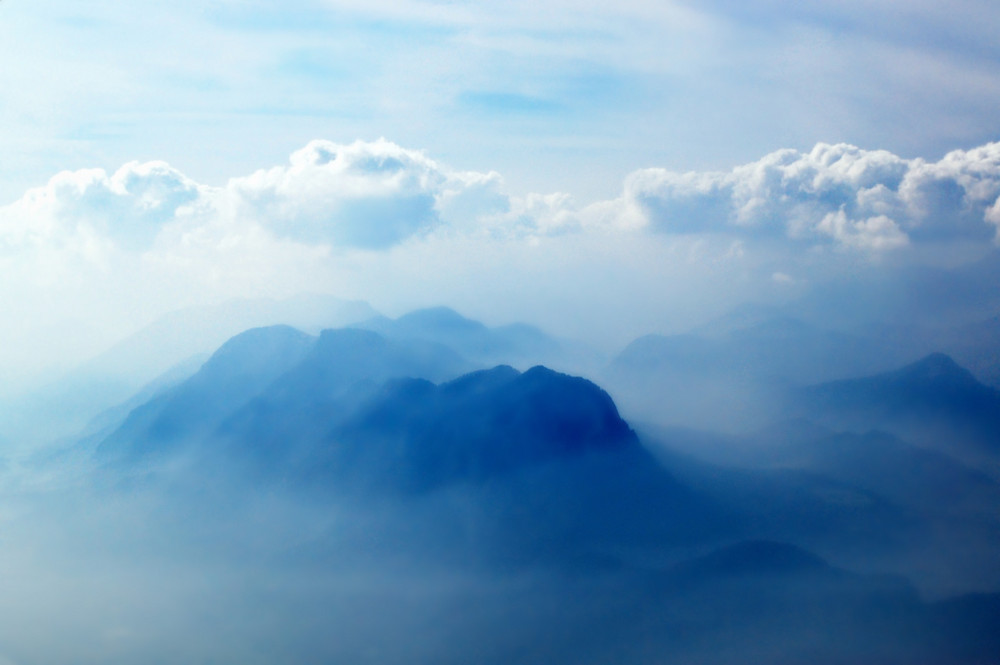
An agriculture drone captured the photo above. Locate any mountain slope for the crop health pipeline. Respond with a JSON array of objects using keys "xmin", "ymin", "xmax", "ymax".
[
  {"xmin": 793, "ymin": 353, "xmax": 1000, "ymax": 466},
  {"xmin": 97, "ymin": 325, "xmax": 317, "ymax": 461},
  {"xmin": 323, "ymin": 365, "xmax": 641, "ymax": 489},
  {"xmin": 216, "ymin": 327, "xmax": 475, "ymax": 464},
  {"xmin": 356, "ymin": 306, "xmax": 563, "ymax": 367},
  {"xmin": 604, "ymin": 317, "xmax": 908, "ymax": 432}
]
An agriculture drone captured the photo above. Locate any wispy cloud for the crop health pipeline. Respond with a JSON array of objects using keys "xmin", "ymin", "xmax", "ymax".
[{"xmin": 5, "ymin": 0, "xmax": 1000, "ymax": 206}]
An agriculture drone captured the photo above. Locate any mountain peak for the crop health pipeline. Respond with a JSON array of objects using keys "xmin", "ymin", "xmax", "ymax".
[
  {"xmin": 396, "ymin": 306, "xmax": 485, "ymax": 332},
  {"xmin": 203, "ymin": 325, "xmax": 314, "ymax": 370},
  {"xmin": 315, "ymin": 326, "xmax": 387, "ymax": 350},
  {"xmin": 902, "ymin": 352, "xmax": 968, "ymax": 380},
  {"xmin": 880, "ymin": 352, "xmax": 993, "ymax": 398},
  {"xmin": 331, "ymin": 364, "xmax": 639, "ymax": 491}
]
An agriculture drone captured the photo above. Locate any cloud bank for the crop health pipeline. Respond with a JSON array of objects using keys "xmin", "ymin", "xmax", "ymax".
[
  {"xmin": 6, "ymin": 138, "xmax": 1000, "ymax": 256},
  {"xmin": 625, "ymin": 142, "xmax": 1000, "ymax": 250},
  {"xmin": 2, "ymin": 138, "xmax": 1000, "ymax": 380}
]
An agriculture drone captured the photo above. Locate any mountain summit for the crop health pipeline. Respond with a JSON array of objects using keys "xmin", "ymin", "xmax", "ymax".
[{"xmin": 795, "ymin": 353, "xmax": 1000, "ymax": 464}]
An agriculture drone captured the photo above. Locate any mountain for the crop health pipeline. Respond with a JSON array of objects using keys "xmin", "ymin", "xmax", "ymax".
[
  {"xmin": 215, "ymin": 327, "xmax": 475, "ymax": 467},
  {"xmin": 604, "ymin": 316, "xmax": 909, "ymax": 432},
  {"xmin": 99, "ymin": 325, "xmax": 475, "ymax": 464},
  {"xmin": 85, "ymin": 294, "xmax": 377, "ymax": 388},
  {"xmin": 611, "ymin": 317, "xmax": 905, "ymax": 385},
  {"xmin": 218, "ymin": 362, "xmax": 726, "ymax": 554},
  {"xmin": 355, "ymin": 306, "xmax": 565, "ymax": 368},
  {"xmin": 793, "ymin": 353, "xmax": 1000, "ymax": 471},
  {"xmin": 0, "ymin": 294, "xmax": 378, "ymax": 447},
  {"xmin": 97, "ymin": 325, "xmax": 317, "ymax": 461},
  {"xmin": 639, "ymin": 417, "xmax": 1000, "ymax": 595},
  {"xmin": 932, "ymin": 314, "xmax": 1000, "ymax": 388},
  {"xmin": 333, "ymin": 366, "xmax": 636, "ymax": 486},
  {"xmin": 71, "ymin": 322, "xmax": 1000, "ymax": 664},
  {"xmin": 660, "ymin": 417, "xmax": 1000, "ymax": 517},
  {"xmin": 91, "ymin": 319, "xmax": 730, "ymax": 565}
]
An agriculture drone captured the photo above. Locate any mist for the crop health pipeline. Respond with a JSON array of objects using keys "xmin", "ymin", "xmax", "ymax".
[
  {"xmin": 3, "ymin": 18, "xmax": 1000, "ymax": 657},
  {"xmin": 0, "ymin": 271, "xmax": 998, "ymax": 662}
]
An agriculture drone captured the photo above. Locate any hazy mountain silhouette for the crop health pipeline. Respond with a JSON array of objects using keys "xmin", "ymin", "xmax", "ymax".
[
  {"xmin": 747, "ymin": 421, "xmax": 1000, "ymax": 515},
  {"xmin": 214, "ymin": 362, "xmax": 731, "ymax": 563},
  {"xmin": 87, "ymin": 295, "xmax": 377, "ymax": 387},
  {"xmin": 331, "ymin": 366, "xmax": 635, "ymax": 486},
  {"xmin": 612, "ymin": 317, "xmax": 903, "ymax": 385},
  {"xmin": 929, "ymin": 314, "xmax": 1000, "ymax": 387},
  {"xmin": 640, "ymin": 416, "xmax": 1000, "ymax": 595},
  {"xmin": 0, "ymin": 294, "xmax": 378, "ymax": 448},
  {"xmin": 356, "ymin": 306, "xmax": 564, "ymax": 367},
  {"xmin": 605, "ymin": 316, "xmax": 910, "ymax": 432},
  {"xmin": 216, "ymin": 327, "xmax": 475, "ymax": 467},
  {"xmin": 66, "ymin": 319, "xmax": 1000, "ymax": 664},
  {"xmin": 793, "ymin": 353, "xmax": 1000, "ymax": 471},
  {"xmin": 97, "ymin": 325, "xmax": 317, "ymax": 461}
]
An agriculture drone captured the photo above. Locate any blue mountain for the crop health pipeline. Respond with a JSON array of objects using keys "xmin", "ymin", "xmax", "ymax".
[
  {"xmin": 78, "ymin": 322, "xmax": 1000, "ymax": 664},
  {"xmin": 356, "ymin": 306, "xmax": 563, "ymax": 367},
  {"xmin": 97, "ymin": 325, "xmax": 316, "ymax": 461},
  {"xmin": 215, "ymin": 327, "xmax": 474, "ymax": 462},
  {"xmin": 794, "ymin": 353, "xmax": 1000, "ymax": 465},
  {"xmin": 98, "ymin": 324, "xmax": 473, "ymax": 462},
  {"xmin": 317, "ymin": 365, "xmax": 641, "ymax": 489},
  {"xmin": 605, "ymin": 316, "xmax": 909, "ymax": 432}
]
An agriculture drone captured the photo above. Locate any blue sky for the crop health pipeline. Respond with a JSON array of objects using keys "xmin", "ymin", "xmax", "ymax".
[
  {"xmin": 4, "ymin": 0, "xmax": 1000, "ymax": 202},
  {"xmin": 2, "ymin": 0, "xmax": 1000, "ymax": 379}
]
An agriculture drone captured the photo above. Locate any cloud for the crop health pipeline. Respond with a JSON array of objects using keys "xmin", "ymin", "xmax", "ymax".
[
  {"xmin": 0, "ymin": 139, "xmax": 520, "ymax": 255},
  {"xmin": 814, "ymin": 211, "xmax": 909, "ymax": 252},
  {"xmin": 3, "ymin": 137, "xmax": 1000, "ymax": 380},
  {"xmin": 6, "ymin": 138, "xmax": 1000, "ymax": 263},
  {"xmin": 225, "ymin": 138, "xmax": 520, "ymax": 249},
  {"xmin": 617, "ymin": 142, "xmax": 1000, "ymax": 252},
  {"xmin": 227, "ymin": 139, "xmax": 443, "ymax": 249},
  {"xmin": 0, "ymin": 162, "xmax": 203, "ymax": 253}
]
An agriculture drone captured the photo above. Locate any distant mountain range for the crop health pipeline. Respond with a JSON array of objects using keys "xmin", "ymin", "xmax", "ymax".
[
  {"xmin": 792, "ymin": 353, "xmax": 1000, "ymax": 473},
  {"xmin": 354, "ymin": 305, "xmax": 568, "ymax": 368},
  {"xmin": 603, "ymin": 315, "xmax": 911, "ymax": 432},
  {"xmin": 98, "ymin": 325, "xmax": 471, "ymax": 461},
  {"xmin": 0, "ymin": 294, "xmax": 378, "ymax": 447},
  {"xmin": 62, "ymin": 311, "xmax": 1000, "ymax": 662}
]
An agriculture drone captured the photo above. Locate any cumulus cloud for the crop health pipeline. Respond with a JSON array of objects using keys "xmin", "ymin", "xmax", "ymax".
[
  {"xmin": 226, "ymin": 139, "xmax": 441, "ymax": 249},
  {"xmin": 622, "ymin": 141, "xmax": 1000, "ymax": 251},
  {"xmin": 225, "ymin": 139, "xmax": 516, "ymax": 249},
  {"xmin": 3, "ymin": 137, "xmax": 1000, "ymax": 380},
  {"xmin": 9, "ymin": 138, "xmax": 1000, "ymax": 261},
  {"xmin": 0, "ymin": 162, "xmax": 204, "ymax": 253},
  {"xmin": 815, "ymin": 211, "xmax": 909, "ymax": 251},
  {"xmin": 0, "ymin": 139, "xmax": 523, "ymax": 257}
]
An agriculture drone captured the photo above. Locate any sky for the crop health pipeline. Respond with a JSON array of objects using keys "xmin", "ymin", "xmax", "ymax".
[{"xmin": 2, "ymin": 0, "xmax": 1000, "ymax": 381}]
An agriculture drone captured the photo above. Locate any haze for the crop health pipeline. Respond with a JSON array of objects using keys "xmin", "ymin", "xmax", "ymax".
[{"xmin": 1, "ymin": 1, "xmax": 1000, "ymax": 663}]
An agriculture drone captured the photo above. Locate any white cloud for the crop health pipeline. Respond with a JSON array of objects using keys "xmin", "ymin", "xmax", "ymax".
[
  {"xmin": 0, "ymin": 161, "xmax": 203, "ymax": 253},
  {"xmin": 224, "ymin": 138, "xmax": 520, "ymax": 249},
  {"xmin": 815, "ymin": 211, "xmax": 909, "ymax": 252},
  {"xmin": 622, "ymin": 141, "xmax": 1000, "ymax": 252},
  {"xmin": 6, "ymin": 138, "xmax": 1000, "ymax": 267},
  {"xmin": 3, "ymin": 137, "xmax": 1000, "ymax": 381}
]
